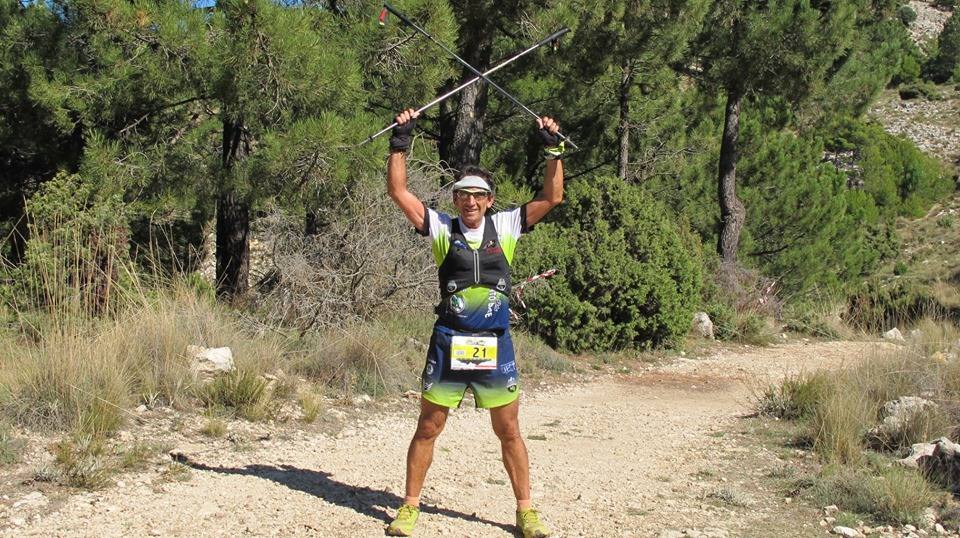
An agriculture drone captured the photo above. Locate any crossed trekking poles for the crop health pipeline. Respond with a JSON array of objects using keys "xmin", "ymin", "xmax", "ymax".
[{"xmin": 363, "ymin": 3, "xmax": 578, "ymax": 149}]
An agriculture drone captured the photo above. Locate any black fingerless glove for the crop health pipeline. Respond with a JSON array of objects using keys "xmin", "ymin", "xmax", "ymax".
[
  {"xmin": 537, "ymin": 127, "xmax": 565, "ymax": 160},
  {"xmin": 390, "ymin": 119, "xmax": 417, "ymax": 152}
]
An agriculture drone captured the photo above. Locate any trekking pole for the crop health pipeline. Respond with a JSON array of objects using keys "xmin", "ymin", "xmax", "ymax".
[
  {"xmin": 361, "ymin": 27, "xmax": 570, "ymax": 146},
  {"xmin": 379, "ymin": 3, "xmax": 578, "ymax": 150}
]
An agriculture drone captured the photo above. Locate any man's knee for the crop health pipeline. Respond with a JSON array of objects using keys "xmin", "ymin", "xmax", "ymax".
[
  {"xmin": 492, "ymin": 417, "xmax": 522, "ymax": 442},
  {"xmin": 413, "ymin": 413, "xmax": 447, "ymax": 441}
]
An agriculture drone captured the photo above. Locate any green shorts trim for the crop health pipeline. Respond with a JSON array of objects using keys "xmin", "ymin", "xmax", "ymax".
[{"xmin": 420, "ymin": 324, "xmax": 520, "ymax": 409}]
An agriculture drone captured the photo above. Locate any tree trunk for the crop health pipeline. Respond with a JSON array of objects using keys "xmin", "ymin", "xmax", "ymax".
[
  {"xmin": 438, "ymin": 18, "xmax": 493, "ymax": 173},
  {"xmin": 617, "ymin": 62, "xmax": 635, "ymax": 181},
  {"xmin": 444, "ymin": 80, "xmax": 490, "ymax": 173},
  {"xmin": 716, "ymin": 89, "xmax": 746, "ymax": 264},
  {"xmin": 4, "ymin": 194, "xmax": 28, "ymax": 266},
  {"xmin": 216, "ymin": 189, "xmax": 250, "ymax": 299},
  {"xmin": 216, "ymin": 119, "xmax": 250, "ymax": 299}
]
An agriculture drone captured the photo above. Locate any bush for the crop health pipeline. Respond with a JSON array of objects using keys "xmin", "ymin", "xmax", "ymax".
[
  {"xmin": 289, "ymin": 318, "xmax": 425, "ymax": 397},
  {"xmin": 830, "ymin": 119, "xmax": 953, "ymax": 219},
  {"xmin": 898, "ymin": 5, "xmax": 917, "ymax": 26},
  {"xmin": 899, "ymin": 81, "xmax": 943, "ymax": 100},
  {"xmin": 782, "ymin": 301, "xmax": 845, "ymax": 339},
  {"xmin": 845, "ymin": 280, "xmax": 950, "ymax": 331},
  {"xmin": 756, "ymin": 371, "xmax": 833, "ymax": 420},
  {"xmin": 513, "ymin": 176, "xmax": 702, "ymax": 352},
  {"xmin": 811, "ymin": 464, "xmax": 940, "ymax": 525},
  {"xmin": 1, "ymin": 172, "xmax": 133, "ymax": 321},
  {"xmin": 925, "ymin": 12, "xmax": 960, "ymax": 83},
  {"xmin": 894, "ymin": 260, "xmax": 909, "ymax": 275},
  {"xmin": 198, "ymin": 369, "xmax": 274, "ymax": 421},
  {"xmin": 53, "ymin": 434, "xmax": 112, "ymax": 489}
]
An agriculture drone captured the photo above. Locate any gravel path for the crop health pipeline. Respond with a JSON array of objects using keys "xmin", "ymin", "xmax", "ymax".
[{"xmin": 3, "ymin": 340, "xmax": 887, "ymax": 537}]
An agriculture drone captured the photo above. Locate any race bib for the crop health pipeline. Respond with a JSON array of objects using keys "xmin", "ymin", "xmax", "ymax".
[{"xmin": 450, "ymin": 335, "xmax": 498, "ymax": 370}]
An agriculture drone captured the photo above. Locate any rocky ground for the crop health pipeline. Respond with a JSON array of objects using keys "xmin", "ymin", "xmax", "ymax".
[
  {"xmin": 4, "ymin": 339, "xmax": 941, "ymax": 538},
  {"xmin": 869, "ymin": 86, "xmax": 960, "ymax": 168},
  {"xmin": 907, "ymin": 0, "xmax": 953, "ymax": 51}
]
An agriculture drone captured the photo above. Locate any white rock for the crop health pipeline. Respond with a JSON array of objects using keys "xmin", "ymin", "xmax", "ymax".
[
  {"xmin": 883, "ymin": 328, "xmax": 905, "ymax": 342},
  {"xmin": 898, "ymin": 442, "xmax": 937, "ymax": 468},
  {"xmin": 10, "ymin": 516, "xmax": 25, "ymax": 527},
  {"xmin": 824, "ymin": 504, "xmax": 840, "ymax": 515},
  {"xmin": 935, "ymin": 523, "xmax": 946, "ymax": 535},
  {"xmin": 832, "ymin": 526, "xmax": 862, "ymax": 537},
  {"xmin": 692, "ymin": 312, "xmax": 714, "ymax": 339},
  {"xmin": 352, "ymin": 394, "xmax": 372, "ymax": 405},
  {"xmin": 190, "ymin": 346, "xmax": 234, "ymax": 373},
  {"xmin": 909, "ymin": 328, "xmax": 924, "ymax": 340},
  {"xmin": 921, "ymin": 507, "xmax": 937, "ymax": 530},
  {"xmin": 870, "ymin": 396, "xmax": 938, "ymax": 445}
]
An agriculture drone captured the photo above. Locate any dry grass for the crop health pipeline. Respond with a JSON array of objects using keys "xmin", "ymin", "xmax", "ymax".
[
  {"xmin": 199, "ymin": 416, "xmax": 227, "ymax": 438},
  {"xmin": 298, "ymin": 391, "xmax": 323, "ymax": 424},
  {"xmin": 808, "ymin": 463, "xmax": 943, "ymax": 526},
  {"xmin": 760, "ymin": 319, "xmax": 960, "ymax": 525},
  {"xmin": 755, "ymin": 371, "xmax": 833, "ymax": 421},
  {"xmin": 811, "ymin": 388, "xmax": 873, "ymax": 464},
  {"xmin": 0, "ymin": 285, "xmax": 290, "ymax": 436},
  {"xmin": 198, "ymin": 369, "xmax": 275, "ymax": 421},
  {"xmin": 53, "ymin": 434, "xmax": 112, "ymax": 489},
  {"xmin": 0, "ymin": 422, "xmax": 25, "ymax": 465}
]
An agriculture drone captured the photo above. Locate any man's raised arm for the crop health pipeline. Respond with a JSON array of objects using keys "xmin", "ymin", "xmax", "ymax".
[
  {"xmin": 523, "ymin": 116, "xmax": 565, "ymax": 227},
  {"xmin": 387, "ymin": 108, "xmax": 426, "ymax": 232}
]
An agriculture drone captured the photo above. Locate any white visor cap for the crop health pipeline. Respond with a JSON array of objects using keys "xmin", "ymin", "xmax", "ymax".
[{"xmin": 451, "ymin": 175, "xmax": 492, "ymax": 193}]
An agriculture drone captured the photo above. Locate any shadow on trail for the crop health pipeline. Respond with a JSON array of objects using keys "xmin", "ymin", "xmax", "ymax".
[{"xmin": 176, "ymin": 455, "xmax": 516, "ymax": 534}]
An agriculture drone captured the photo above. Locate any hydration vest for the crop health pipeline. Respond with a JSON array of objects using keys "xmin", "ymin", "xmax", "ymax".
[{"xmin": 437, "ymin": 215, "xmax": 511, "ymax": 299}]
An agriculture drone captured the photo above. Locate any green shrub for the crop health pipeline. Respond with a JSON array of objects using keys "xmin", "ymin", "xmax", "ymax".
[
  {"xmin": 200, "ymin": 416, "xmax": 227, "ymax": 438},
  {"xmin": 512, "ymin": 330, "xmax": 571, "ymax": 373},
  {"xmin": 893, "ymin": 261, "xmax": 908, "ymax": 276},
  {"xmin": 829, "ymin": 119, "xmax": 953, "ymax": 220},
  {"xmin": 866, "ymin": 404, "xmax": 951, "ymax": 453},
  {"xmin": 1, "ymin": 172, "xmax": 133, "ymax": 321},
  {"xmin": 756, "ymin": 371, "xmax": 833, "ymax": 420},
  {"xmin": 782, "ymin": 301, "xmax": 844, "ymax": 339},
  {"xmin": 514, "ymin": 176, "xmax": 702, "ymax": 352},
  {"xmin": 289, "ymin": 319, "xmax": 422, "ymax": 397},
  {"xmin": 925, "ymin": 12, "xmax": 960, "ymax": 83},
  {"xmin": 810, "ymin": 464, "xmax": 939, "ymax": 525},
  {"xmin": 845, "ymin": 280, "xmax": 949, "ymax": 331},
  {"xmin": 53, "ymin": 434, "xmax": 112, "ymax": 489},
  {"xmin": 892, "ymin": 53, "xmax": 922, "ymax": 86},
  {"xmin": 898, "ymin": 5, "xmax": 918, "ymax": 26},
  {"xmin": 298, "ymin": 391, "xmax": 323, "ymax": 424},
  {"xmin": 197, "ymin": 369, "xmax": 274, "ymax": 421}
]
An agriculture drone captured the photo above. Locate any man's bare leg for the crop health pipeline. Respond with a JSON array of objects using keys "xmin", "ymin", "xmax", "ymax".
[
  {"xmin": 490, "ymin": 399, "xmax": 531, "ymax": 507},
  {"xmin": 403, "ymin": 398, "xmax": 450, "ymax": 506}
]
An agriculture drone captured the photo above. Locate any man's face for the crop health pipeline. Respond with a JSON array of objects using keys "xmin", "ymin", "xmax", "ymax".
[{"xmin": 453, "ymin": 189, "xmax": 494, "ymax": 226}]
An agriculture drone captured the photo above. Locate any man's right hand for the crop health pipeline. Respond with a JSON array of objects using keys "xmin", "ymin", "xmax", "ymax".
[{"xmin": 390, "ymin": 108, "xmax": 420, "ymax": 152}]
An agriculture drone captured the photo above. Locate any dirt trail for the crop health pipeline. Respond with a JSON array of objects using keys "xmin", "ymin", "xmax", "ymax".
[{"xmin": 3, "ymin": 340, "xmax": 889, "ymax": 537}]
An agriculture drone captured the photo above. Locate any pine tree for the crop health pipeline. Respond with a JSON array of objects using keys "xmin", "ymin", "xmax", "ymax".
[{"xmin": 695, "ymin": 0, "xmax": 859, "ymax": 265}]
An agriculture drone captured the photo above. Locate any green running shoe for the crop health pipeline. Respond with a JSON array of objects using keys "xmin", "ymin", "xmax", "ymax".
[
  {"xmin": 516, "ymin": 508, "xmax": 551, "ymax": 538},
  {"xmin": 386, "ymin": 504, "xmax": 420, "ymax": 536}
]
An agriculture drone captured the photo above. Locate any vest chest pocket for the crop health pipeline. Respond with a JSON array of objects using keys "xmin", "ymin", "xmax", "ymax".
[{"xmin": 449, "ymin": 335, "xmax": 498, "ymax": 370}]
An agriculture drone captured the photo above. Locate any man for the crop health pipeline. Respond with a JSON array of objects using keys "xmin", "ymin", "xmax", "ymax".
[{"xmin": 384, "ymin": 107, "xmax": 565, "ymax": 538}]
